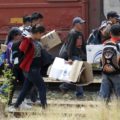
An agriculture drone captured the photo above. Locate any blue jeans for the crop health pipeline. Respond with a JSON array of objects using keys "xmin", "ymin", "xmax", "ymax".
[
  {"xmin": 15, "ymin": 68, "xmax": 47, "ymax": 107},
  {"xmin": 60, "ymin": 56, "xmax": 84, "ymax": 97},
  {"xmin": 99, "ymin": 73, "xmax": 120, "ymax": 101}
]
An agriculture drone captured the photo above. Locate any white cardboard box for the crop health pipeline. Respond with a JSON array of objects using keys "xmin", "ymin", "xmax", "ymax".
[
  {"xmin": 48, "ymin": 57, "xmax": 93, "ymax": 86},
  {"xmin": 41, "ymin": 30, "xmax": 62, "ymax": 50},
  {"xmin": 86, "ymin": 45, "xmax": 104, "ymax": 64}
]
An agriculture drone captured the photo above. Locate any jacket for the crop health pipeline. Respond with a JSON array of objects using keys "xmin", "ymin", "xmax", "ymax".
[{"xmin": 19, "ymin": 37, "xmax": 34, "ymax": 72}]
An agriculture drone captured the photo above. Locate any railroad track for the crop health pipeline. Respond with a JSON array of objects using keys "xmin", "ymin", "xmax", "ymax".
[
  {"xmin": 6, "ymin": 100, "xmax": 101, "ymax": 118},
  {"xmin": 0, "ymin": 74, "xmax": 102, "ymax": 84},
  {"xmin": 5, "ymin": 99, "xmax": 119, "ymax": 120},
  {"xmin": 1, "ymin": 72, "xmax": 103, "ymax": 119}
]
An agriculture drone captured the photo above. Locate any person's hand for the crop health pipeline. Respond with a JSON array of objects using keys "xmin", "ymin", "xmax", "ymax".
[
  {"xmin": 107, "ymin": 21, "xmax": 112, "ymax": 25},
  {"xmin": 65, "ymin": 59, "xmax": 73, "ymax": 65}
]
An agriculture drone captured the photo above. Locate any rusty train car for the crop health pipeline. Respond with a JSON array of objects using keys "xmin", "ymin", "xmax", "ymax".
[
  {"xmin": 0, "ymin": 0, "xmax": 105, "ymax": 42},
  {"xmin": 0, "ymin": 0, "xmax": 120, "ymax": 42}
]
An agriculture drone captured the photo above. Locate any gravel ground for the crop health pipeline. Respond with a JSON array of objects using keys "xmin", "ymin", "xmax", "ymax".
[{"xmin": 47, "ymin": 90, "xmax": 98, "ymax": 101}]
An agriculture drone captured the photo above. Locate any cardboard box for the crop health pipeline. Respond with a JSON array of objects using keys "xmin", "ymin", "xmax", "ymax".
[
  {"xmin": 41, "ymin": 30, "xmax": 62, "ymax": 50},
  {"xmin": 48, "ymin": 57, "xmax": 93, "ymax": 86},
  {"xmin": 86, "ymin": 45, "xmax": 103, "ymax": 64}
]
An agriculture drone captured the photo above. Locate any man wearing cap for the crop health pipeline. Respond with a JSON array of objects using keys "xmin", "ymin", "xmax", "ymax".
[{"xmin": 59, "ymin": 17, "xmax": 86, "ymax": 99}]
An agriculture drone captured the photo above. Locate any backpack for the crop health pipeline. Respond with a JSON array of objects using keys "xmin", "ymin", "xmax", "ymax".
[
  {"xmin": 41, "ymin": 49, "xmax": 54, "ymax": 77},
  {"xmin": 87, "ymin": 29, "xmax": 102, "ymax": 45},
  {"xmin": 11, "ymin": 40, "xmax": 24, "ymax": 67},
  {"xmin": 59, "ymin": 43, "xmax": 68, "ymax": 60},
  {"xmin": 102, "ymin": 42, "xmax": 120, "ymax": 74}
]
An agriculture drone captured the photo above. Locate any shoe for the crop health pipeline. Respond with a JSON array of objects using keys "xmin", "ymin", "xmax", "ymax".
[
  {"xmin": 59, "ymin": 87, "xmax": 68, "ymax": 94},
  {"xmin": 24, "ymin": 99, "xmax": 29, "ymax": 104},
  {"xmin": 20, "ymin": 102, "xmax": 32, "ymax": 110},
  {"xmin": 41, "ymin": 104, "xmax": 47, "ymax": 109},
  {"xmin": 6, "ymin": 106, "xmax": 18, "ymax": 112},
  {"xmin": 76, "ymin": 95, "xmax": 86, "ymax": 100}
]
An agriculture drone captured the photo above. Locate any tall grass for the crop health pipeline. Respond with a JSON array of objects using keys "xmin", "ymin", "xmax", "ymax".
[
  {"xmin": 1, "ymin": 100, "xmax": 120, "ymax": 120},
  {"xmin": 0, "ymin": 100, "xmax": 6, "ymax": 119}
]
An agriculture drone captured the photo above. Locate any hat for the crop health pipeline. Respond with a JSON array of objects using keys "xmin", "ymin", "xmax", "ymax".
[{"xmin": 72, "ymin": 17, "xmax": 85, "ymax": 25}]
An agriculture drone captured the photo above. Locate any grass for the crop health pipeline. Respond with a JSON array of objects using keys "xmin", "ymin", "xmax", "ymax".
[
  {"xmin": 0, "ymin": 78, "xmax": 119, "ymax": 120},
  {"xmin": 0, "ymin": 88, "xmax": 120, "ymax": 120},
  {"xmin": 0, "ymin": 100, "xmax": 119, "ymax": 120}
]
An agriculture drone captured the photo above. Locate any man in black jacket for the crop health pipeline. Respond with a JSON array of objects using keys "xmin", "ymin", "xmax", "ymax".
[{"xmin": 60, "ymin": 17, "xmax": 86, "ymax": 98}]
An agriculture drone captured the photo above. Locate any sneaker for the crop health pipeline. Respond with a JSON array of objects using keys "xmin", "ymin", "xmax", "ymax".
[
  {"xmin": 24, "ymin": 99, "xmax": 29, "ymax": 104},
  {"xmin": 59, "ymin": 87, "xmax": 68, "ymax": 94},
  {"xmin": 6, "ymin": 106, "xmax": 18, "ymax": 112},
  {"xmin": 76, "ymin": 95, "xmax": 86, "ymax": 100},
  {"xmin": 41, "ymin": 104, "xmax": 47, "ymax": 109},
  {"xmin": 20, "ymin": 102, "xmax": 32, "ymax": 110}
]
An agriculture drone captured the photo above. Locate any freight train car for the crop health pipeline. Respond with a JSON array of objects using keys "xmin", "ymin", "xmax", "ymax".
[
  {"xmin": 0, "ymin": 0, "xmax": 119, "ymax": 42},
  {"xmin": 0, "ymin": 0, "xmax": 102, "ymax": 42}
]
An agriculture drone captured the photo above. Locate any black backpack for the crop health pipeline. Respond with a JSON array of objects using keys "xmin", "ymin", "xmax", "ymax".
[
  {"xmin": 11, "ymin": 40, "xmax": 24, "ymax": 67},
  {"xmin": 102, "ymin": 42, "xmax": 120, "ymax": 74},
  {"xmin": 87, "ymin": 29, "xmax": 102, "ymax": 45}
]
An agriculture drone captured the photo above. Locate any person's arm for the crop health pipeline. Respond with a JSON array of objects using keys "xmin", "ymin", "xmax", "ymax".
[{"xmin": 102, "ymin": 21, "xmax": 112, "ymax": 39}]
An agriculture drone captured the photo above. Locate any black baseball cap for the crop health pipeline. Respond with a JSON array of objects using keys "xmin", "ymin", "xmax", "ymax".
[{"xmin": 72, "ymin": 17, "xmax": 85, "ymax": 25}]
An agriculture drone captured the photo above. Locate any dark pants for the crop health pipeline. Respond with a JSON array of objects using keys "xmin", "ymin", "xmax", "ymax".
[
  {"xmin": 60, "ymin": 83, "xmax": 84, "ymax": 97},
  {"xmin": 59, "ymin": 56, "xmax": 84, "ymax": 97},
  {"xmin": 30, "ymin": 64, "xmax": 50, "ymax": 103},
  {"xmin": 8, "ymin": 67, "xmax": 24, "ymax": 105},
  {"xmin": 15, "ymin": 68, "xmax": 47, "ymax": 108},
  {"xmin": 99, "ymin": 73, "xmax": 120, "ymax": 102}
]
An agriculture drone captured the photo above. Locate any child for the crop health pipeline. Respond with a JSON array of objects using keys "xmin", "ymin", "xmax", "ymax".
[
  {"xmin": 59, "ymin": 17, "xmax": 86, "ymax": 98},
  {"xmin": 6, "ymin": 27, "xmax": 22, "ymax": 68},
  {"xmin": 0, "ymin": 27, "xmax": 23, "ymax": 105},
  {"xmin": 9, "ymin": 25, "xmax": 47, "ymax": 111},
  {"xmin": 99, "ymin": 24, "xmax": 120, "ymax": 102},
  {"xmin": 19, "ymin": 15, "xmax": 32, "ymax": 37}
]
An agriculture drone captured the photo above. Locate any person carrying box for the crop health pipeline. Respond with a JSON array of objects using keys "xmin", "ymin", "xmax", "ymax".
[{"xmin": 59, "ymin": 17, "xmax": 86, "ymax": 99}]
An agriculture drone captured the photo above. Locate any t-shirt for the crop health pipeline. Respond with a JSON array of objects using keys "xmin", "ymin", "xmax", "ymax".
[
  {"xmin": 31, "ymin": 40, "xmax": 42, "ymax": 68},
  {"xmin": 33, "ymin": 40, "xmax": 42, "ymax": 58}
]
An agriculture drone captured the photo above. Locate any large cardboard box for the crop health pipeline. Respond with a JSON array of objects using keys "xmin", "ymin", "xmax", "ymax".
[
  {"xmin": 48, "ymin": 57, "xmax": 93, "ymax": 86},
  {"xmin": 41, "ymin": 30, "xmax": 62, "ymax": 50},
  {"xmin": 86, "ymin": 45, "xmax": 103, "ymax": 64}
]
